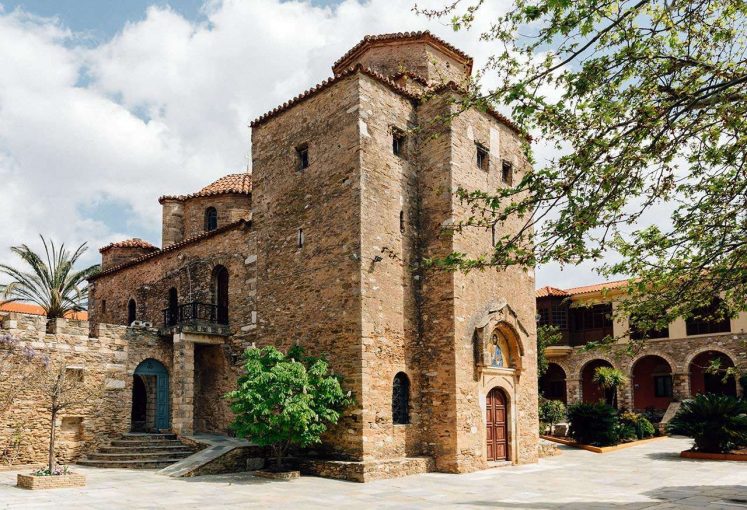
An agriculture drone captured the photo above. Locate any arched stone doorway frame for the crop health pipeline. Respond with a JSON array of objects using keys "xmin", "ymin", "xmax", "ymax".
[
  {"xmin": 629, "ymin": 353, "xmax": 675, "ymax": 411},
  {"xmin": 472, "ymin": 304, "xmax": 527, "ymax": 465},
  {"xmin": 685, "ymin": 347, "xmax": 740, "ymax": 397},
  {"xmin": 132, "ymin": 358, "xmax": 171, "ymax": 431}
]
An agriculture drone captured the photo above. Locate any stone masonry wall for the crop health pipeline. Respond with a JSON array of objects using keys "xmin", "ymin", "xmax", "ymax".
[
  {"xmin": 0, "ymin": 313, "xmax": 171, "ymax": 466},
  {"xmin": 89, "ymin": 224, "xmax": 256, "ymax": 342},
  {"xmin": 251, "ymin": 74, "xmax": 365, "ymax": 460},
  {"xmin": 181, "ymin": 194, "xmax": 252, "ymax": 240}
]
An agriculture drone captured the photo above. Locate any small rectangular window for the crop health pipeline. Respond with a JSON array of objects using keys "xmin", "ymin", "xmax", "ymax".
[
  {"xmin": 296, "ymin": 145, "xmax": 309, "ymax": 171},
  {"xmin": 298, "ymin": 228, "xmax": 304, "ymax": 248},
  {"xmin": 392, "ymin": 130, "xmax": 405, "ymax": 157},
  {"xmin": 476, "ymin": 144, "xmax": 489, "ymax": 171},
  {"xmin": 399, "ymin": 211, "xmax": 405, "ymax": 233},
  {"xmin": 654, "ymin": 375, "xmax": 673, "ymax": 398},
  {"xmin": 501, "ymin": 160, "xmax": 513, "ymax": 185},
  {"xmin": 101, "ymin": 299, "xmax": 107, "ymax": 314},
  {"xmin": 490, "ymin": 223, "xmax": 496, "ymax": 246}
]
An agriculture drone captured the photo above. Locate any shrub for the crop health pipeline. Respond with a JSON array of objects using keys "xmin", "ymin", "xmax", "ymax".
[
  {"xmin": 619, "ymin": 411, "xmax": 656, "ymax": 440},
  {"xmin": 617, "ymin": 422, "xmax": 637, "ymax": 442},
  {"xmin": 592, "ymin": 367, "xmax": 628, "ymax": 408},
  {"xmin": 226, "ymin": 345, "xmax": 353, "ymax": 469},
  {"xmin": 667, "ymin": 393, "xmax": 747, "ymax": 453},
  {"xmin": 567, "ymin": 402, "xmax": 619, "ymax": 446},
  {"xmin": 539, "ymin": 398, "xmax": 566, "ymax": 432}
]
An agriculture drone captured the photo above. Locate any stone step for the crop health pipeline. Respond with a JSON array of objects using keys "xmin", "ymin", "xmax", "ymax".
[
  {"xmin": 98, "ymin": 445, "xmax": 193, "ymax": 454},
  {"xmin": 77, "ymin": 458, "xmax": 186, "ymax": 469},
  {"xmin": 84, "ymin": 451, "xmax": 192, "ymax": 462},
  {"xmin": 110, "ymin": 439, "xmax": 185, "ymax": 448},
  {"xmin": 121, "ymin": 433, "xmax": 177, "ymax": 440}
]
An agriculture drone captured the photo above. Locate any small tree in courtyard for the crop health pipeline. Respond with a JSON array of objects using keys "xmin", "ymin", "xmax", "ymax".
[
  {"xmin": 226, "ymin": 345, "xmax": 352, "ymax": 471},
  {"xmin": 40, "ymin": 363, "xmax": 101, "ymax": 474},
  {"xmin": 593, "ymin": 367, "xmax": 627, "ymax": 409}
]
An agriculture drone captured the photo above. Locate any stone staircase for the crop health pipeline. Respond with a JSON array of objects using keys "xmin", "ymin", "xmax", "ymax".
[{"xmin": 77, "ymin": 433, "xmax": 195, "ymax": 469}]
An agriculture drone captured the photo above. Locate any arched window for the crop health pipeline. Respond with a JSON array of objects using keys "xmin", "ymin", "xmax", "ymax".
[
  {"xmin": 167, "ymin": 288, "xmax": 178, "ymax": 326},
  {"xmin": 127, "ymin": 298, "xmax": 137, "ymax": 325},
  {"xmin": 204, "ymin": 207, "xmax": 218, "ymax": 232},
  {"xmin": 212, "ymin": 265, "xmax": 229, "ymax": 325},
  {"xmin": 392, "ymin": 372, "xmax": 410, "ymax": 425}
]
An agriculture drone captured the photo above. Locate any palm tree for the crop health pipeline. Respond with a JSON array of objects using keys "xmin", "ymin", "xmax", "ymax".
[
  {"xmin": 593, "ymin": 366, "xmax": 628, "ymax": 409},
  {"xmin": 0, "ymin": 236, "xmax": 99, "ymax": 318}
]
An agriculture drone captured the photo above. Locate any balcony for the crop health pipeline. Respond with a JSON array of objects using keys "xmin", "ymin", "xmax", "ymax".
[{"xmin": 161, "ymin": 301, "xmax": 230, "ymax": 337}]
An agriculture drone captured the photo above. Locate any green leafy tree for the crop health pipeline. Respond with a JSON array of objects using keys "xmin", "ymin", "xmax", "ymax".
[
  {"xmin": 537, "ymin": 324, "xmax": 562, "ymax": 379},
  {"xmin": 667, "ymin": 393, "xmax": 747, "ymax": 453},
  {"xmin": 0, "ymin": 236, "xmax": 99, "ymax": 318},
  {"xmin": 538, "ymin": 397, "xmax": 565, "ymax": 435},
  {"xmin": 417, "ymin": 1, "xmax": 747, "ymax": 335},
  {"xmin": 226, "ymin": 345, "xmax": 353, "ymax": 470},
  {"xmin": 592, "ymin": 366, "xmax": 627, "ymax": 408}
]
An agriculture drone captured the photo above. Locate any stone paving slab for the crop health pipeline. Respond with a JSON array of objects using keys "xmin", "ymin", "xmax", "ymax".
[{"xmin": 0, "ymin": 438, "xmax": 746, "ymax": 509}]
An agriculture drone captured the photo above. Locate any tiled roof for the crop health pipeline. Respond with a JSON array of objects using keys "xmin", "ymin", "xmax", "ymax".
[
  {"xmin": 250, "ymin": 64, "xmax": 418, "ymax": 128},
  {"xmin": 99, "ymin": 238, "xmax": 158, "ymax": 253},
  {"xmin": 536, "ymin": 279, "xmax": 630, "ymax": 298},
  {"xmin": 0, "ymin": 302, "xmax": 88, "ymax": 320},
  {"xmin": 159, "ymin": 173, "xmax": 251, "ymax": 203},
  {"xmin": 332, "ymin": 31, "xmax": 473, "ymax": 74},
  {"xmin": 89, "ymin": 219, "xmax": 250, "ymax": 280},
  {"xmin": 535, "ymin": 286, "xmax": 569, "ymax": 298}
]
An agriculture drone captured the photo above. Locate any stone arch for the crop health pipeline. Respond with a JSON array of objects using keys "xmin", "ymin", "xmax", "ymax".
[
  {"xmin": 580, "ymin": 358, "xmax": 615, "ymax": 405},
  {"xmin": 539, "ymin": 362, "xmax": 567, "ymax": 403},
  {"xmin": 683, "ymin": 345, "xmax": 741, "ymax": 370},
  {"xmin": 687, "ymin": 349, "xmax": 737, "ymax": 397},
  {"xmin": 631, "ymin": 355, "xmax": 673, "ymax": 411},
  {"xmin": 629, "ymin": 351, "xmax": 679, "ymax": 375},
  {"xmin": 392, "ymin": 372, "xmax": 410, "ymax": 425}
]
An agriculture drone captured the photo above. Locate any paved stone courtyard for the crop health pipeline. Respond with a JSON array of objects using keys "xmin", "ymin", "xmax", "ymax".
[{"xmin": 1, "ymin": 437, "xmax": 745, "ymax": 509}]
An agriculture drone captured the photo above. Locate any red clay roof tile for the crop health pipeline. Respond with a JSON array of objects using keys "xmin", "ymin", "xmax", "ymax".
[
  {"xmin": 159, "ymin": 173, "xmax": 251, "ymax": 204},
  {"xmin": 99, "ymin": 238, "xmax": 158, "ymax": 253}
]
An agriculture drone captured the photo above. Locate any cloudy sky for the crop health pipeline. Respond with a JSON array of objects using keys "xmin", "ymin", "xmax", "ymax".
[{"xmin": 0, "ymin": 0, "xmax": 604, "ymax": 289}]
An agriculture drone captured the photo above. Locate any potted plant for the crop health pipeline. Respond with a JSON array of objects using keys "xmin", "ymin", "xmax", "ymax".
[{"xmin": 226, "ymin": 345, "xmax": 352, "ymax": 479}]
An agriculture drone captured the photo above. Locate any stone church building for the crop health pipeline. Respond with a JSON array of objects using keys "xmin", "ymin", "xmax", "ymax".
[{"xmin": 3, "ymin": 32, "xmax": 539, "ymax": 480}]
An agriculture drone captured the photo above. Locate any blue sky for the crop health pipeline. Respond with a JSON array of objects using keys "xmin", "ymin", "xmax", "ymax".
[{"xmin": 0, "ymin": 0, "xmax": 601, "ymax": 288}]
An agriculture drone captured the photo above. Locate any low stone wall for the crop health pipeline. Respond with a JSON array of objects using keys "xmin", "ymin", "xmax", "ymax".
[
  {"xmin": 16, "ymin": 473, "xmax": 86, "ymax": 490},
  {"xmin": 0, "ymin": 313, "xmax": 170, "ymax": 466},
  {"xmin": 297, "ymin": 456, "xmax": 435, "ymax": 483}
]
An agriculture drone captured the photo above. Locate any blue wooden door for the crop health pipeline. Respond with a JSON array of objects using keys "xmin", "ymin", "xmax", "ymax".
[{"xmin": 134, "ymin": 359, "xmax": 170, "ymax": 431}]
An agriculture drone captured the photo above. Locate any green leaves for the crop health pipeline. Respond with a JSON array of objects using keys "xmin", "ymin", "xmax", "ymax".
[
  {"xmin": 667, "ymin": 393, "xmax": 747, "ymax": 453},
  {"xmin": 225, "ymin": 345, "xmax": 352, "ymax": 467},
  {"xmin": 0, "ymin": 235, "xmax": 99, "ymax": 319},
  {"xmin": 419, "ymin": 0, "xmax": 747, "ymax": 329}
]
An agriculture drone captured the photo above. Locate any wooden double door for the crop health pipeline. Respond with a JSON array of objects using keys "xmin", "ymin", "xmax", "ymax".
[{"xmin": 486, "ymin": 387, "xmax": 509, "ymax": 461}]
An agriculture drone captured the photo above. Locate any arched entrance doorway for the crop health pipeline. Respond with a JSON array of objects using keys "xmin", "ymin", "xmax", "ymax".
[
  {"xmin": 486, "ymin": 387, "xmax": 509, "ymax": 462},
  {"xmin": 212, "ymin": 265, "xmax": 229, "ymax": 325},
  {"xmin": 539, "ymin": 363, "xmax": 567, "ymax": 403},
  {"xmin": 132, "ymin": 359, "xmax": 170, "ymax": 431},
  {"xmin": 581, "ymin": 359, "xmax": 614, "ymax": 405},
  {"xmin": 689, "ymin": 350, "xmax": 737, "ymax": 396},
  {"xmin": 632, "ymin": 355, "xmax": 673, "ymax": 410}
]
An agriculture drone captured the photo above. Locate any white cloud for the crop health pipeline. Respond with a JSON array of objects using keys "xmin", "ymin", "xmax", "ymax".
[{"xmin": 0, "ymin": 0, "xmax": 586, "ymax": 286}]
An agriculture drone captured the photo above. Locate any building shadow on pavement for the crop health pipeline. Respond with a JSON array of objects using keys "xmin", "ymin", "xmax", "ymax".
[{"xmin": 456, "ymin": 485, "xmax": 747, "ymax": 508}]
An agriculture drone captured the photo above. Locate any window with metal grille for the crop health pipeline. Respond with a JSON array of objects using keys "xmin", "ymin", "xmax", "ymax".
[
  {"xmin": 392, "ymin": 372, "xmax": 410, "ymax": 425},
  {"xmin": 551, "ymin": 304, "xmax": 568, "ymax": 330}
]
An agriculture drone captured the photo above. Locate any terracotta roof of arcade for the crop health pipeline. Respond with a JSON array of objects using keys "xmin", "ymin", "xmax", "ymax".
[
  {"xmin": 99, "ymin": 238, "xmax": 158, "ymax": 253},
  {"xmin": 89, "ymin": 219, "xmax": 250, "ymax": 280},
  {"xmin": 158, "ymin": 173, "xmax": 252, "ymax": 203},
  {"xmin": 250, "ymin": 65, "xmax": 418, "ymax": 128},
  {"xmin": 536, "ymin": 279, "xmax": 630, "ymax": 298},
  {"xmin": 0, "ymin": 302, "xmax": 88, "ymax": 320},
  {"xmin": 332, "ymin": 31, "xmax": 473, "ymax": 74}
]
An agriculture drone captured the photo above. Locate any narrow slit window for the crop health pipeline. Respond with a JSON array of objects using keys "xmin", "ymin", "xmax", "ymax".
[
  {"xmin": 491, "ymin": 223, "xmax": 496, "ymax": 246},
  {"xmin": 298, "ymin": 228, "xmax": 304, "ymax": 248},
  {"xmin": 297, "ymin": 145, "xmax": 309, "ymax": 171},
  {"xmin": 399, "ymin": 210, "xmax": 405, "ymax": 233},
  {"xmin": 501, "ymin": 160, "xmax": 513, "ymax": 185},
  {"xmin": 392, "ymin": 130, "xmax": 405, "ymax": 157},
  {"xmin": 476, "ymin": 144, "xmax": 489, "ymax": 171}
]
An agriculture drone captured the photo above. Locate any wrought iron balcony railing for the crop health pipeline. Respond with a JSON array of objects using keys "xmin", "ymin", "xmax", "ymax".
[{"xmin": 162, "ymin": 301, "xmax": 228, "ymax": 329}]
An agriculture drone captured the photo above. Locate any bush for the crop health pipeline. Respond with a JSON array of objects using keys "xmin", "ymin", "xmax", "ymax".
[
  {"xmin": 539, "ymin": 398, "xmax": 566, "ymax": 431},
  {"xmin": 667, "ymin": 393, "xmax": 747, "ymax": 453},
  {"xmin": 617, "ymin": 422, "xmax": 638, "ymax": 442},
  {"xmin": 567, "ymin": 402, "xmax": 619, "ymax": 446},
  {"xmin": 619, "ymin": 411, "xmax": 656, "ymax": 440}
]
